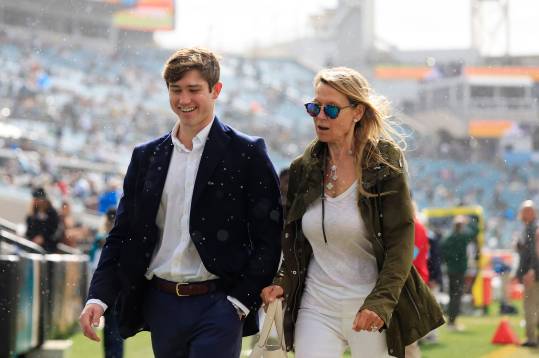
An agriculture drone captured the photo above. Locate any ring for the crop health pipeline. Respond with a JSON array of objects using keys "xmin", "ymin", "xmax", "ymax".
[{"xmin": 370, "ymin": 325, "xmax": 378, "ymax": 332}]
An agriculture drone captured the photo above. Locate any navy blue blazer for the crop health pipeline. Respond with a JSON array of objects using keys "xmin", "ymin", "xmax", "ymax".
[{"xmin": 88, "ymin": 117, "xmax": 283, "ymax": 338}]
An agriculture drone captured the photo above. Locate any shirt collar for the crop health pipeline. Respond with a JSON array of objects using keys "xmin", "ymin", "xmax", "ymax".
[{"xmin": 171, "ymin": 117, "xmax": 214, "ymax": 152}]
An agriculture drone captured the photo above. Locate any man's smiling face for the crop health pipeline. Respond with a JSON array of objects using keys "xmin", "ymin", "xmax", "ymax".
[{"xmin": 168, "ymin": 69, "xmax": 222, "ymax": 132}]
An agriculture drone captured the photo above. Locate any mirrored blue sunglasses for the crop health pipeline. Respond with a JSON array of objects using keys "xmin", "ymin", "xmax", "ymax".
[{"xmin": 304, "ymin": 102, "xmax": 354, "ymax": 120}]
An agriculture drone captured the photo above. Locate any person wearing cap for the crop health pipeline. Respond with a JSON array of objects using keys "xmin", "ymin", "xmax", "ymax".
[
  {"xmin": 25, "ymin": 187, "xmax": 59, "ymax": 252},
  {"xmin": 441, "ymin": 215, "xmax": 479, "ymax": 331},
  {"xmin": 514, "ymin": 200, "xmax": 539, "ymax": 348}
]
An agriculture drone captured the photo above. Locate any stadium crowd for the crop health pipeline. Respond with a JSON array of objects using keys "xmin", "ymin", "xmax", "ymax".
[{"xmin": 1, "ymin": 29, "xmax": 539, "ymax": 252}]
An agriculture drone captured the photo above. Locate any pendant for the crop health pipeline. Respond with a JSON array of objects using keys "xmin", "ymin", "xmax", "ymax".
[
  {"xmin": 330, "ymin": 164, "xmax": 337, "ymax": 181},
  {"xmin": 326, "ymin": 182, "xmax": 334, "ymax": 190}
]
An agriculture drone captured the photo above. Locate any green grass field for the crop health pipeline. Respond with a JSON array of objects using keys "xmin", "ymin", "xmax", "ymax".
[{"xmin": 68, "ymin": 304, "xmax": 539, "ymax": 358}]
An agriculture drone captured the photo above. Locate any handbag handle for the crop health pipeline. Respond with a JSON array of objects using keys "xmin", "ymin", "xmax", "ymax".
[{"xmin": 250, "ymin": 300, "xmax": 286, "ymax": 357}]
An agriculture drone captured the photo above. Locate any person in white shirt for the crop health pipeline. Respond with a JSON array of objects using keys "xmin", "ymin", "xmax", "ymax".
[{"xmin": 79, "ymin": 47, "xmax": 283, "ymax": 358}]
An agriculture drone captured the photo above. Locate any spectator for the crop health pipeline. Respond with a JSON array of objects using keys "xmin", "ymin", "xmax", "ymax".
[
  {"xmin": 57, "ymin": 200, "xmax": 90, "ymax": 248},
  {"xmin": 427, "ymin": 228, "xmax": 444, "ymax": 290},
  {"xmin": 98, "ymin": 179, "xmax": 120, "ymax": 214},
  {"xmin": 25, "ymin": 187, "xmax": 59, "ymax": 252},
  {"xmin": 514, "ymin": 200, "xmax": 539, "ymax": 348},
  {"xmin": 441, "ymin": 215, "xmax": 478, "ymax": 331},
  {"xmin": 413, "ymin": 216, "xmax": 430, "ymax": 284}
]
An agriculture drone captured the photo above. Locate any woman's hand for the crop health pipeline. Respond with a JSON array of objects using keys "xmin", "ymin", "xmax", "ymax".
[
  {"xmin": 352, "ymin": 309, "xmax": 384, "ymax": 332},
  {"xmin": 260, "ymin": 285, "xmax": 284, "ymax": 306}
]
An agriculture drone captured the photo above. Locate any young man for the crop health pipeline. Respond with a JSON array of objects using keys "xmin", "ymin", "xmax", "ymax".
[{"xmin": 79, "ymin": 48, "xmax": 283, "ymax": 357}]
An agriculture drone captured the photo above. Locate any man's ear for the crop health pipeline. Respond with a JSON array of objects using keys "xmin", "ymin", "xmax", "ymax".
[{"xmin": 212, "ymin": 82, "xmax": 223, "ymax": 98}]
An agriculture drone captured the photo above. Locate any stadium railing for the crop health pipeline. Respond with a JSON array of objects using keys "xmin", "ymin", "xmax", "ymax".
[{"xmin": 0, "ymin": 224, "xmax": 88, "ymax": 357}]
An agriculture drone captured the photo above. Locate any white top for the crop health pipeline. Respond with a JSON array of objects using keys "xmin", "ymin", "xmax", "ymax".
[
  {"xmin": 145, "ymin": 119, "xmax": 217, "ymax": 282},
  {"xmin": 300, "ymin": 181, "xmax": 378, "ymax": 315}
]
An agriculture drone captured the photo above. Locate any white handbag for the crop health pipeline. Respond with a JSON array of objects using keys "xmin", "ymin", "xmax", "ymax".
[{"xmin": 249, "ymin": 300, "xmax": 288, "ymax": 358}]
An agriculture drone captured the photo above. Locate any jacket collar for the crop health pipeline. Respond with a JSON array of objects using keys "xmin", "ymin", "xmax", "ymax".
[
  {"xmin": 286, "ymin": 139, "xmax": 399, "ymax": 224},
  {"xmin": 141, "ymin": 133, "xmax": 174, "ymax": 222},
  {"xmin": 141, "ymin": 116, "xmax": 230, "ymax": 221},
  {"xmin": 170, "ymin": 117, "xmax": 214, "ymax": 152},
  {"xmin": 286, "ymin": 141, "xmax": 324, "ymax": 224}
]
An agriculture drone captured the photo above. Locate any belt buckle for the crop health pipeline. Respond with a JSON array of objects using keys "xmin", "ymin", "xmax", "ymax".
[{"xmin": 175, "ymin": 282, "xmax": 189, "ymax": 297}]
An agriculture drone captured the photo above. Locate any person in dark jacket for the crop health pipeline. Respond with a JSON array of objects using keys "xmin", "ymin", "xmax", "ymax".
[
  {"xmin": 260, "ymin": 67, "xmax": 444, "ymax": 358},
  {"xmin": 427, "ymin": 228, "xmax": 444, "ymax": 290},
  {"xmin": 79, "ymin": 48, "xmax": 282, "ymax": 358},
  {"xmin": 514, "ymin": 200, "xmax": 539, "ymax": 348},
  {"xmin": 25, "ymin": 187, "xmax": 59, "ymax": 252},
  {"xmin": 279, "ymin": 167, "xmax": 290, "ymax": 210},
  {"xmin": 441, "ymin": 215, "xmax": 478, "ymax": 331}
]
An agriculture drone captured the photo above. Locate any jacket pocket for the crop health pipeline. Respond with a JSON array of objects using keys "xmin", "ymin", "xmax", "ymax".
[
  {"xmin": 404, "ymin": 284, "xmax": 421, "ymax": 321},
  {"xmin": 395, "ymin": 269, "xmax": 443, "ymax": 345}
]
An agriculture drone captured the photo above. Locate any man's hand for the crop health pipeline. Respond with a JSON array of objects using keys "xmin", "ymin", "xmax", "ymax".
[
  {"xmin": 523, "ymin": 270, "xmax": 536, "ymax": 288},
  {"xmin": 260, "ymin": 285, "xmax": 284, "ymax": 307},
  {"xmin": 79, "ymin": 303, "xmax": 104, "ymax": 342},
  {"xmin": 353, "ymin": 309, "xmax": 384, "ymax": 332}
]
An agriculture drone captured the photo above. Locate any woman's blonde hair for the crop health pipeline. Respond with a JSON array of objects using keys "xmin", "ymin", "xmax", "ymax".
[{"xmin": 314, "ymin": 67, "xmax": 406, "ymax": 196}]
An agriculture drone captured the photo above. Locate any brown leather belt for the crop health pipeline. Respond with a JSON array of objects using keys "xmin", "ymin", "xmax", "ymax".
[{"xmin": 151, "ymin": 276, "xmax": 223, "ymax": 297}]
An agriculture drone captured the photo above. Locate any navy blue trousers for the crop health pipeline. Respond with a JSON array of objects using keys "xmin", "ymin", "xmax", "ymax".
[
  {"xmin": 104, "ymin": 308, "xmax": 124, "ymax": 358},
  {"xmin": 143, "ymin": 286, "xmax": 244, "ymax": 358}
]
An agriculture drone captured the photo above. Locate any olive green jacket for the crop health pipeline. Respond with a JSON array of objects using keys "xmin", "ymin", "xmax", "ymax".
[{"xmin": 273, "ymin": 140, "xmax": 445, "ymax": 358}]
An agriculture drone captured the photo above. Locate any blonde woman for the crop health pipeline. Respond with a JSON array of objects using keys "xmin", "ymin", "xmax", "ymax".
[{"xmin": 261, "ymin": 67, "xmax": 444, "ymax": 358}]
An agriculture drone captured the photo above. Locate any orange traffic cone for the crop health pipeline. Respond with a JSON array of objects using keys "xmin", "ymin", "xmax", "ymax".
[{"xmin": 491, "ymin": 319, "xmax": 520, "ymax": 345}]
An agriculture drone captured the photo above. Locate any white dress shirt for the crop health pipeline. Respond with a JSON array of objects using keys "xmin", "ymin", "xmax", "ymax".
[
  {"xmin": 88, "ymin": 119, "xmax": 248, "ymax": 316},
  {"xmin": 145, "ymin": 119, "xmax": 217, "ymax": 282}
]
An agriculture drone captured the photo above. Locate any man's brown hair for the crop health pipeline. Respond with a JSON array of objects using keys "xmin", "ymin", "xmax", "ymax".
[{"xmin": 162, "ymin": 47, "xmax": 220, "ymax": 90}]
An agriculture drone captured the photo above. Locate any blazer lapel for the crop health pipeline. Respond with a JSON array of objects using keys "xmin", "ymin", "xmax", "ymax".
[
  {"xmin": 141, "ymin": 134, "xmax": 174, "ymax": 222},
  {"xmin": 191, "ymin": 118, "xmax": 230, "ymax": 208}
]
